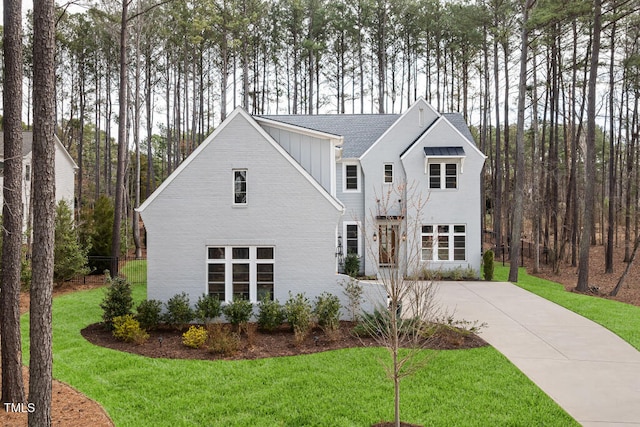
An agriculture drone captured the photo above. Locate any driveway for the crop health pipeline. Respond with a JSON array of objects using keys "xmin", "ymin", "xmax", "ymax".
[{"xmin": 435, "ymin": 281, "xmax": 640, "ymax": 427}]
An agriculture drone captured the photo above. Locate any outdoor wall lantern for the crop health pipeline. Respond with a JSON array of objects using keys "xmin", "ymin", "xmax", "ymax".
[
  {"xmin": 373, "ymin": 232, "xmax": 378, "ymax": 241},
  {"xmin": 336, "ymin": 236, "xmax": 343, "ymax": 257}
]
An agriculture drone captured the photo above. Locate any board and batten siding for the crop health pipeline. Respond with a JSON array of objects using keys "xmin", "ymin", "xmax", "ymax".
[
  {"xmin": 140, "ymin": 109, "xmax": 346, "ymax": 307},
  {"xmin": 260, "ymin": 124, "xmax": 334, "ymax": 195}
]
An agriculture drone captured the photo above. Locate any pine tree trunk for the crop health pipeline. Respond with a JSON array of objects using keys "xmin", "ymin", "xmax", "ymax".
[
  {"xmin": 509, "ymin": 0, "xmax": 533, "ymax": 282},
  {"xmin": 112, "ymin": 0, "xmax": 129, "ymax": 275},
  {"xmin": 29, "ymin": 0, "xmax": 57, "ymax": 424},
  {"xmin": 577, "ymin": 0, "xmax": 602, "ymax": 292},
  {"xmin": 1, "ymin": 0, "xmax": 26, "ymax": 405}
]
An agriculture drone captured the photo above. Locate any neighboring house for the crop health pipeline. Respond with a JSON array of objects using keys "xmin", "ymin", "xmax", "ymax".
[
  {"xmin": 138, "ymin": 98, "xmax": 486, "ymax": 309},
  {"xmin": 0, "ymin": 131, "xmax": 78, "ymax": 230}
]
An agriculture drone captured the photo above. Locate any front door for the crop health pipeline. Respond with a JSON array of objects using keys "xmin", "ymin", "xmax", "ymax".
[{"xmin": 379, "ymin": 224, "xmax": 398, "ymax": 266}]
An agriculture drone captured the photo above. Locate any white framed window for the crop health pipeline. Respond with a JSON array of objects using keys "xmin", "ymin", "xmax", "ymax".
[
  {"xmin": 428, "ymin": 162, "xmax": 457, "ymax": 189},
  {"xmin": 343, "ymin": 221, "xmax": 361, "ymax": 257},
  {"xmin": 233, "ymin": 169, "xmax": 247, "ymax": 205},
  {"xmin": 384, "ymin": 163, "xmax": 394, "ymax": 184},
  {"xmin": 343, "ymin": 162, "xmax": 360, "ymax": 192},
  {"xmin": 206, "ymin": 246, "xmax": 275, "ymax": 302},
  {"xmin": 421, "ymin": 224, "xmax": 466, "ymax": 261}
]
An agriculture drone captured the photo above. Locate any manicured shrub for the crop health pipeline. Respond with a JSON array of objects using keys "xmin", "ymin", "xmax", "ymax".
[
  {"xmin": 182, "ymin": 325, "xmax": 208, "ymax": 349},
  {"xmin": 112, "ymin": 314, "xmax": 149, "ymax": 344},
  {"xmin": 136, "ymin": 299, "xmax": 163, "ymax": 330},
  {"xmin": 314, "ymin": 292, "xmax": 341, "ymax": 337},
  {"xmin": 483, "ymin": 250, "xmax": 495, "ymax": 281},
  {"xmin": 100, "ymin": 276, "xmax": 133, "ymax": 330},
  {"xmin": 206, "ymin": 324, "xmax": 240, "ymax": 356},
  {"xmin": 257, "ymin": 295, "xmax": 285, "ymax": 332},
  {"xmin": 195, "ymin": 294, "xmax": 222, "ymax": 323},
  {"xmin": 222, "ymin": 298, "xmax": 253, "ymax": 332},
  {"xmin": 284, "ymin": 292, "xmax": 313, "ymax": 345},
  {"xmin": 340, "ymin": 278, "xmax": 364, "ymax": 322},
  {"xmin": 164, "ymin": 293, "xmax": 194, "ymax": 327},
  {"xmin": 343, "ymin": 253, "xmax": 360, "ymax": 277}
]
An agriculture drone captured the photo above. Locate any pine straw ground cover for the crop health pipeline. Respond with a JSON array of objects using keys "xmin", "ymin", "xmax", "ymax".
[{"xmin": 4, "ymin": 280, "xmax": 580, "ymax": 427}]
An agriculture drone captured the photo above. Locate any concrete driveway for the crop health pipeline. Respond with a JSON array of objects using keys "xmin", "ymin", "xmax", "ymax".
[{"xmin": 435, "ymin": 281, "xmax": 640, "ymax": 427}]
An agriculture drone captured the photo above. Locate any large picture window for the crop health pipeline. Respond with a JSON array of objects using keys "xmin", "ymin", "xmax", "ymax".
[
  {"xmin": 428, "ymin": 162, "xmax": 458, "ymax": 189},
  {"xmin": 206, "ymin": 246, "xmax": 275, "ymax": 302},
  {"xmin": 421, "ymin": 225, "xmax": 466, "ymax": 261}
]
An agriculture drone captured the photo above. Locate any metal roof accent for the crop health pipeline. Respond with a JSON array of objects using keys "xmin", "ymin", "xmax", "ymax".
[{"xmin": 423, "ymin": 146, "xmax": 466, "ymax": 156}]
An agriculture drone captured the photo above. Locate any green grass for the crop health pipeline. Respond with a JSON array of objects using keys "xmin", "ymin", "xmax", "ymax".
[
  {"xmin": 495, "ymin": 265, "xmax": 640, "ymax": 351},
  {"xmin": 19, "ymin": 280, "xmax": 577, "ymax": 426},
  {"xmin": 120, "ymin": 259, "xmax": 147, "ymax": 284}
]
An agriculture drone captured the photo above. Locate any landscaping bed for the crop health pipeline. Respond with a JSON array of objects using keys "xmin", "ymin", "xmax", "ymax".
[{"xmin": 81, "ymin": 321, "xmax": 487, "ymax": 361}]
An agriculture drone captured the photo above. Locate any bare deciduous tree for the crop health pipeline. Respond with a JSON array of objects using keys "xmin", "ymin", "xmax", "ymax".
[{"xmin": 360, "ymin": 182, "xmax": 439, "ymax": 427}]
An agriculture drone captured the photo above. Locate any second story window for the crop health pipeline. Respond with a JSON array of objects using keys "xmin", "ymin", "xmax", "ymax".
[
  {"xmin": 233, "ymin": 169, "xmax": 247, "ymax": 205},
  {"xmin": 384, "ymin": 163, "xmax": 394, "ymax": 184},
  {"xmin": 344, "ymin": 163, "xmax": 359, "ymax": 192},
  {"xmin": 428, "ymin": 163, "xmax": 457, "ymax": 189}
]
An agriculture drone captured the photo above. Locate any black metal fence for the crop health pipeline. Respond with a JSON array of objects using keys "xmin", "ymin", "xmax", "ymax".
[
  {"xmin": 68, "ymin": 255, "xmax": 147, "ymax": 285},
  {"xmin": 485, "ymin": 232, "xmax": 551, "ymax": 267}
]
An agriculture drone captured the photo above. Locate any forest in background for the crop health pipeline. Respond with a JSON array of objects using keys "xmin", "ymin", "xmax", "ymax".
[{"xmin": 1, "ymin": 0, "xmax": 639, "ymax": 280}]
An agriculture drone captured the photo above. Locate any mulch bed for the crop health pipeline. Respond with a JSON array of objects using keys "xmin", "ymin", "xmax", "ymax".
[{"xmin": 81, "ymin": 321, "xmax": 487, "ymax": 361}]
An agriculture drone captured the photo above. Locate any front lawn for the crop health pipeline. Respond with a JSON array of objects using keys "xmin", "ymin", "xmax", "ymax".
[
  {"xmin": 20, "ymin": 272, "xmax": 577, "ymax": 426},
  {"xmin": 495, "ymin": 266, "xmax": 640, "ymax": 351}
]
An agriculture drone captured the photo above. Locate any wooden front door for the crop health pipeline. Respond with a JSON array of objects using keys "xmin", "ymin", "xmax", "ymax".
[{"xmin": 379, "ymin": 224, "xmax": 398, "ymax": 266}]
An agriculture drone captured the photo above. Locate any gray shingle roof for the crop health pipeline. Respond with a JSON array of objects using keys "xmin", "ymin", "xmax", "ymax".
[
  {"xmin": 258, "ymin": 112, "xmax": 475, "ymax": 159},
  {"xmin": 258, "ymin": 114, "xmax": 400, "ymax": 158},
  {"xmin": 443, "ymin": 113, "xmax": 475, "ymax": 143}
]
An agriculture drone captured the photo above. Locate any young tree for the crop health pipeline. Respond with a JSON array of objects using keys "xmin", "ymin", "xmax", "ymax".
[
  {"xmin": 30, "ymin": 0, "xmax": 57, "ymax": 424},
  {"xmin": 361, "ymin": 182, "xmax": 439, "ymax": 427},
  {"xmin": 1, "ymin": 0, "xmax": 26, "ymax": 405},
  {"xmin": 54, "ymin": 200, "xmax": 90, "ymax": 286}
]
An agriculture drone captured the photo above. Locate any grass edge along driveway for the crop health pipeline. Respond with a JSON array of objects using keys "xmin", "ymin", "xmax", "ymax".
[
  {"xmin": 495, "ymin": 265, "xmax": 640, "ymax": 351},
  {"xmin": 21, "ymin": 275, "xmax": 576, "ymax": 426}
]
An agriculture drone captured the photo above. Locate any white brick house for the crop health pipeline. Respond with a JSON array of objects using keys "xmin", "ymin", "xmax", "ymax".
[
  {"xmin": 138, "ymin": 98, "xmax": 486, "ymax": 307},
  {"xmin": 0, "ymin": 132, "xmax": 78, "ymax": 230}
]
